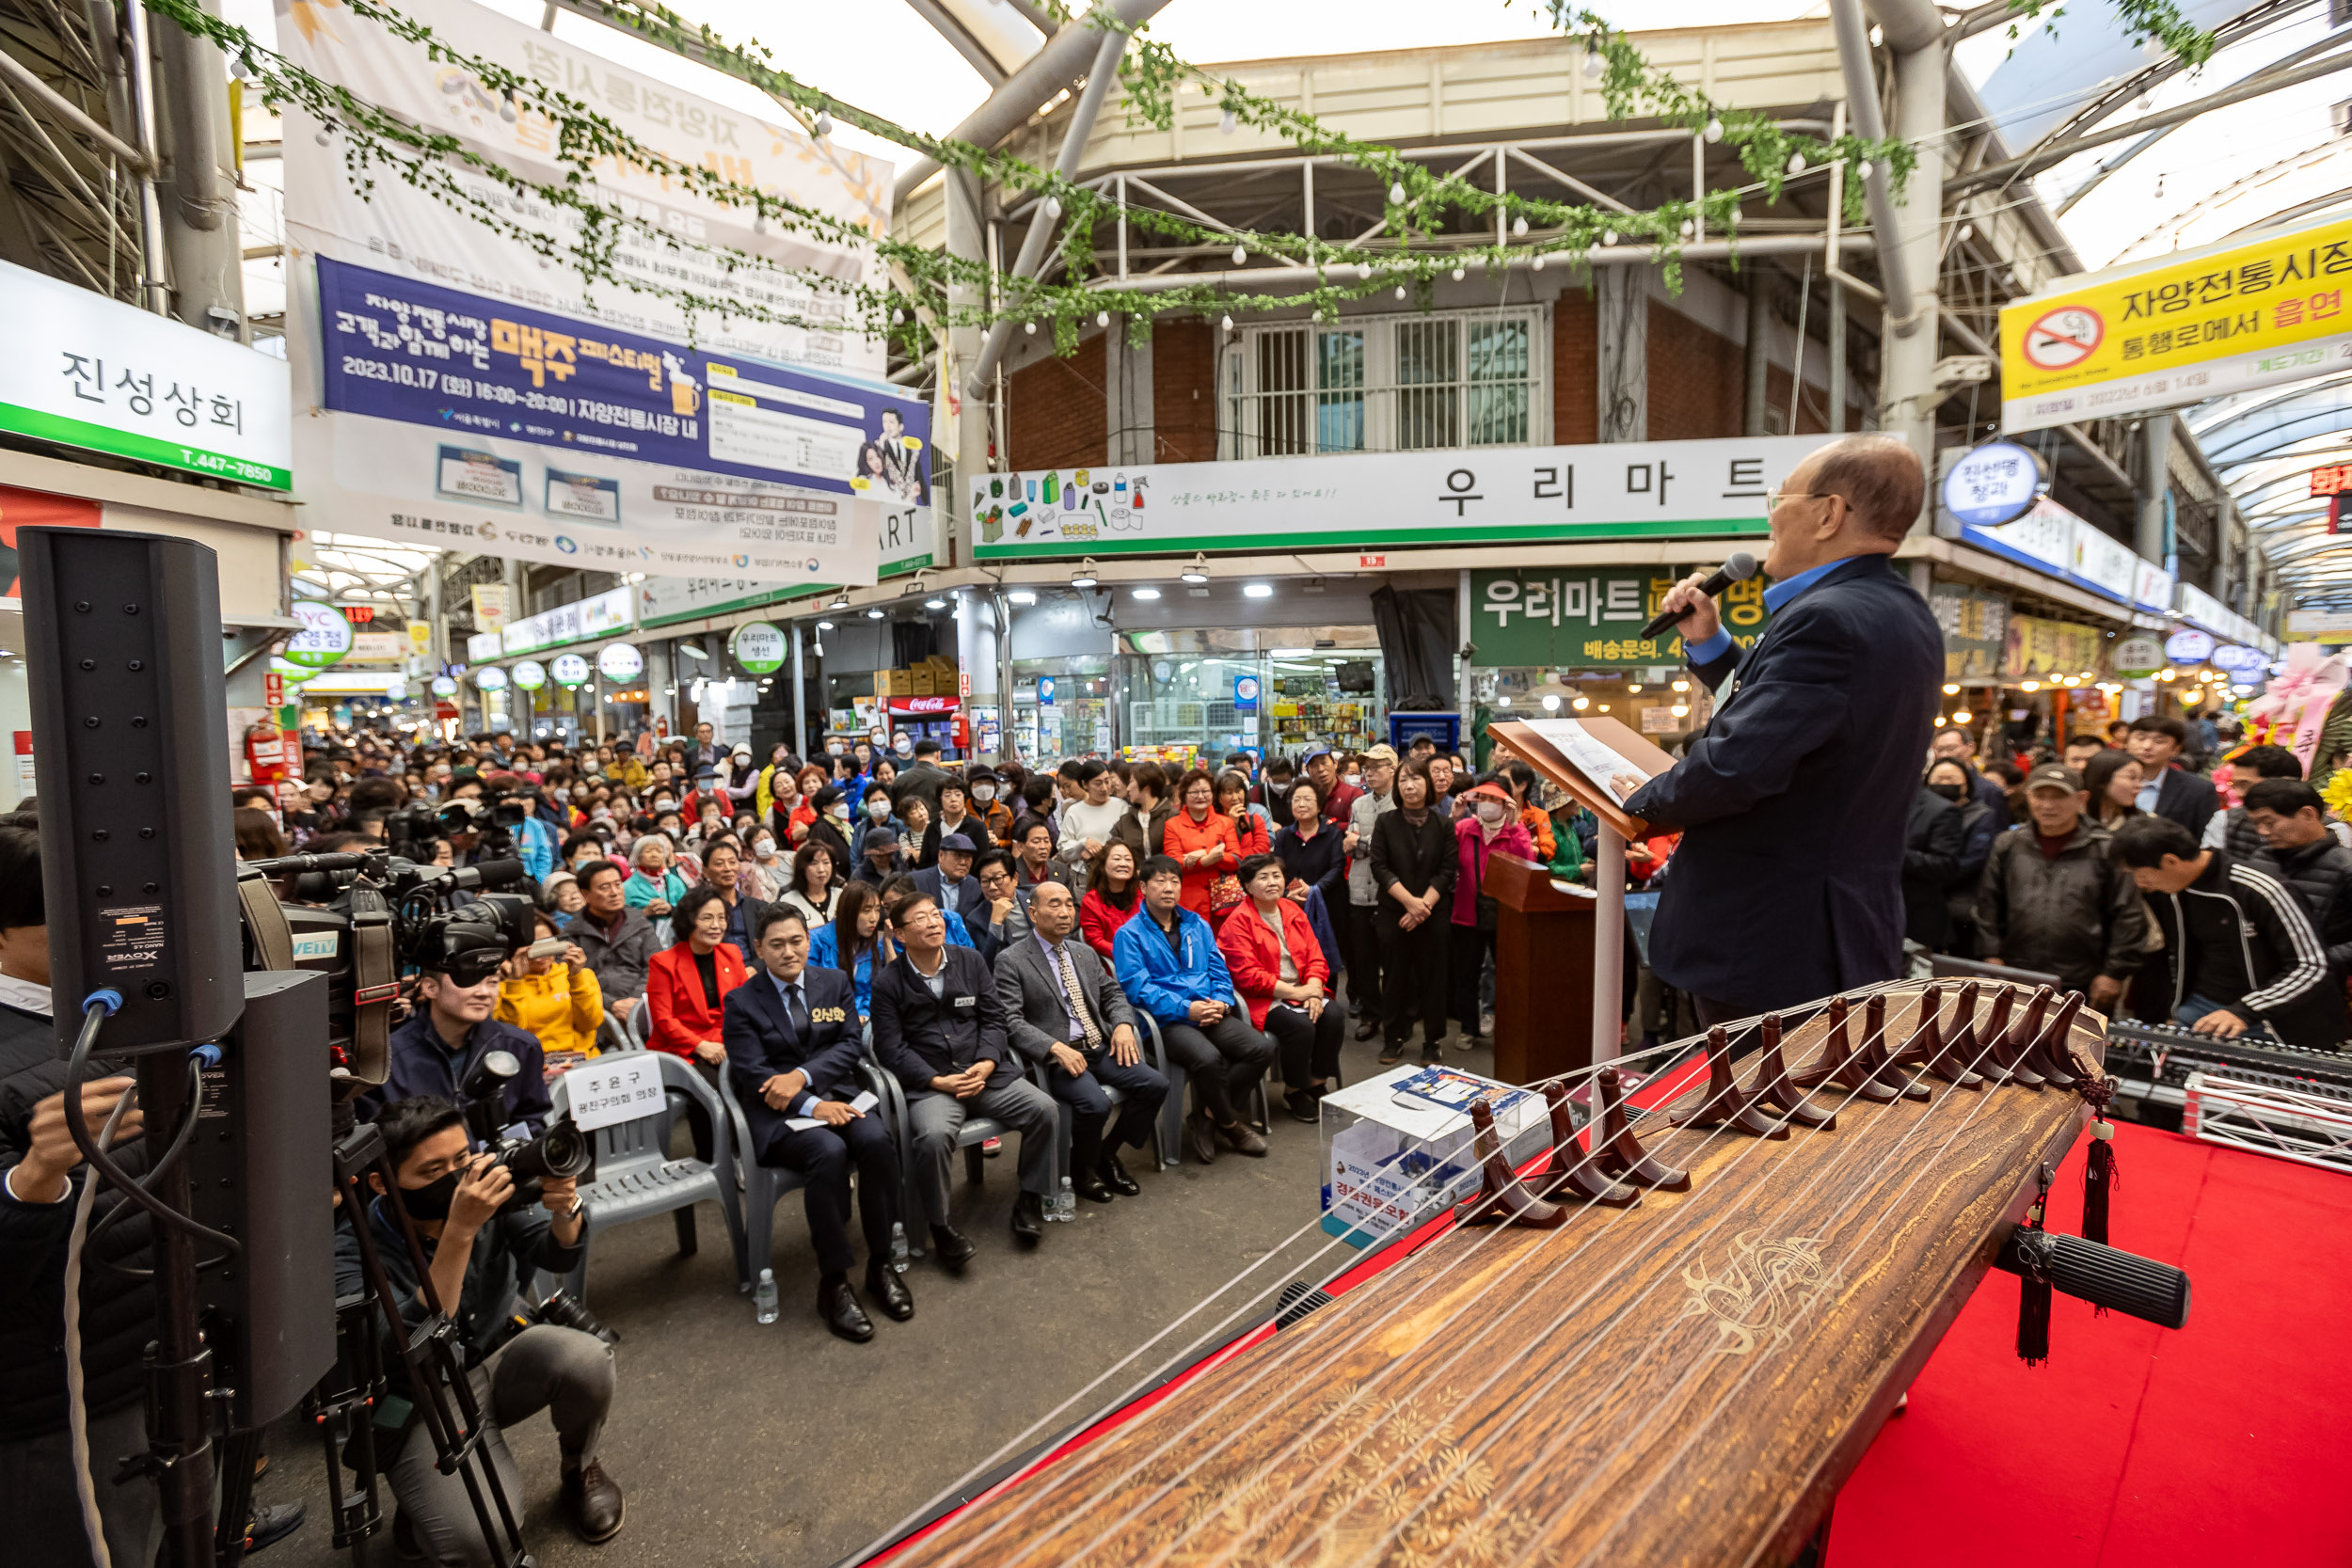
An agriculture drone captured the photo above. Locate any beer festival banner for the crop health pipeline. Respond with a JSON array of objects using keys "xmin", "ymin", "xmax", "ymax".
[{"xmin": 276, "ymin": 0, "xmax": 914, "ymax": 582}]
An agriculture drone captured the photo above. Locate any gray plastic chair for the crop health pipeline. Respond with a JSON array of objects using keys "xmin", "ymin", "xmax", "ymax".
[
  {"xmin": 1141, "ymin": 1009, "xmax": 1302, "ymax": 1162},
  {"xmin": 547, "ymin": 1053, "xmax": 744, "ymax": 1305},
  {"xmin": 876, "ymin": 1030, "xmax": 1068, "ymax": 1259},
  {"xmin": 722, "ymin": 1039, "xmax": 906, "ymax": 1291}
]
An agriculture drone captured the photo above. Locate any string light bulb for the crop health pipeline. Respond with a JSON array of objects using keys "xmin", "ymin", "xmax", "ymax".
[
  {"xmin": 1450, "ymin": 266, "xmax": 1466, "ymax": 281},
  {"xmin": 1024, "ymin": 320, "xmax": 1037, "ymax": 335},
  {"xmin": 1787, "ymin": 151, "xmax": 1805, "ymax": 175},
  {"xmin": 1219, "ymin": 107, "xmax": 1236, "ymax": 135},
  {"xmin": 1395, "ymin": 285, "xmax": 1408, "ymax": 300},
  {"xmin": 1513, "ymin": 214, "xmax": 1529, "ymax": 236},
  {"xmin": 1220, "ymin": 313, "xmax": 1233, "ymax": 331},
  {"xmin": 1043, "ymin": 196, "xmax": 1062, "ymax": 220},
  {"xmin": 1531, "ymin": 253, "xmax": 1545, "ymax": 271},
  {"xmin": 1857, "ymin": 160, "xmax": 1875, "ymax": 181},
  {"xmin": 1232, "ymin": 243, "xmax": 1247, "ymax": 265},
  {"xmin": 1571, "ymin": 695, "xmax": 1590, "ymax": 711},
  {"xmin": 1583, "ymin": 50, "xmax": 1604, "ymax": 80},
  {"xmin": 814, "ymin": 111, "xmax": 832, "ymax": 138},
  {"xmin": 1942, "ymin": 683, "xmax": 1961, "ymax": 695},
  {"xmin": 1602, "ymin": 229, "xmax": 1618, "ymax": 245},
  {"xmin": 1703, "ymin": 117, "xmax": 1724, "ymax": 143},
  {"xmin": 1096, "ymin": 310, "xmax": 1110, "ymax": 327},
  {"xmin": 1953, "ymin": 710, "xmax": 1973, "ymax": 724}
]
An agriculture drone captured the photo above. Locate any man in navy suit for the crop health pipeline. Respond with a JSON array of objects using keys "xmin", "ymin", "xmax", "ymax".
[
  {"xmin": 722, "ymin": 905, "xmax": 913, "ymax": 1342},
  {"xmin": 2125, "ymin": 715, "xmax": 2219, "ymax": 839},
  {"xmin": 1613, "ymin": 436, "xmax": 1944, "ymax": 1024},
  {"xmin": 910, "ymin": 832, "xmax": 989, "ymax": 930}
]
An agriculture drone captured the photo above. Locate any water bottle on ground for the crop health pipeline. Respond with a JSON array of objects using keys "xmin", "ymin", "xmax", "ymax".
[
  {"xmin": 890, "ymin": 1221, "xmax": 911, "ymax": 1273},
  {"xmin": 1057, "ymin": 1176, "xmax": 1075, "ymax": 1222},
  {"xmin": 754, "ymin": 1267, "xmax": 778, "ymax": 1323}
]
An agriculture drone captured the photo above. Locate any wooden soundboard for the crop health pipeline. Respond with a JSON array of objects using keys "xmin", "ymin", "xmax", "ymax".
[{"xmin": 877, "ymin": 981, "xmax": 2102, "ymax": 1568}]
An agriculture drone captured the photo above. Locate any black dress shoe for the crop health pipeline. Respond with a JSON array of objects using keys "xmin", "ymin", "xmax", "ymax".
[
  {"xmin": 1074, "ymin": 1173, "xmax": 1114, "ymax": 1204},
  {"xmin": 1010, "ymin": 1190, "xmax": 1044, "ymax": 1243},
  {"xmin": 244, "ymin": 1501, "xmax": 308, "ymax": 1555},
  {"xmin": 1097, "ymin": 1154, "xmax": 1141, "ymax": 1196},
  {"xmin": 819, "ymin": 1277, "xmax": 874, "ymax": 1342},
  {"xmin": 1286, "ymin": 1088, "xmax": 1321, "ymax": 1124},
  {"xmin": 1355, "ymin": 1017, "xmax": 1379, "ymax": 1041},
  {"xmin": 560, "ymin": 1460, "xmax": 625, "ymax": 1544},
  {"xmin": 930, "ymin": 1223, "xmax": 977, "ymax": 1267},
  {"xmin": 865, "ymin": 1264, "xmax": 915, "ymax": 1321}
]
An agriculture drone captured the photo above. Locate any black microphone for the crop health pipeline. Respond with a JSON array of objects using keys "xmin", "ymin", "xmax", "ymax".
[{"xmin": 1636, "ymin": 551, "xmax": 1760, "ymax": 641}]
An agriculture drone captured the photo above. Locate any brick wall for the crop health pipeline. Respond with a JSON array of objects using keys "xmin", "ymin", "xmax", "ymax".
[
  {"xmin": 1552, "ymin": 289, "xmax": 1597, "ymax": 445},
  {"xmin": 1152, "ymin": 320, "xmax": 1216, "ymax": 464},
  {"xmin": 1645, "ymin": 300, "xmax": 1744, "ymax": 442},
  {"xmin": 1006, "ymin": 334, "xmax": 1107, "ymax": 469}
]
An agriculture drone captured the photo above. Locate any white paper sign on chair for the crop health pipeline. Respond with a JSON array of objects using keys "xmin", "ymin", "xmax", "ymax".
[{"xmin": 565, "ymin": 1057, "xmax": 665, "ymax": 1133}]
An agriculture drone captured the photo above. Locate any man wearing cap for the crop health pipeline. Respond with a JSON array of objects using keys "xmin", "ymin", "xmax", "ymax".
[
  {"xmin": 912, "ymin": 832, "xmax": 989, "ymax": 930},
  {"xmin": 1343, "ymin": 745, "xmax": 1399, "ymax": 1039},
  {"xmin": 1609, "ymin": 436, "xmax": 1944, "ymax": 1024},
  {"xmin": 1304, "ymin": 749, "xmax": 1361, "ymax": 829},
  {"xmin": 1973, "ymin": 762, "xmax": 2148, "ymax": 1011},
  {"xmin": 855, "ymin": 825, "xmax": 905, "ymax": 887}
]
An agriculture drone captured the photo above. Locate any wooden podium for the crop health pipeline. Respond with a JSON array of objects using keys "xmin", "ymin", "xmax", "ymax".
[{"xmin": 1486, "ymin": 852, "xmax": 1597, "ymax": 1083}]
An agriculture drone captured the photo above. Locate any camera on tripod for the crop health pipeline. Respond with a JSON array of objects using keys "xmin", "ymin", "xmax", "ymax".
[{"xmin": 459, "ymin": 1049, "xmax": 596, "ymax": 1210}]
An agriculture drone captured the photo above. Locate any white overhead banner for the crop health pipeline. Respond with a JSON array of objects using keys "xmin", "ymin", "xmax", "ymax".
[
  {"xmin": 967, "ymin": 436, "xmax": 1836, "ymax": 561},
  {"xmin": 277, "ymin": 0, "xmax": 903, "ymax": 583}
]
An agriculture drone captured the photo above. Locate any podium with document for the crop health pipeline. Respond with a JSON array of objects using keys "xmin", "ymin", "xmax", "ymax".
[{"xmin": 1486, "ymin": 717, "xmax": 1677, "ymax": 1076}]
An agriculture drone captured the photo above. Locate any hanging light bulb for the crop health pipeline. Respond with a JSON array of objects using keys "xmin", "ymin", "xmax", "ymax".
[
  {"xmin": 1450, "ymin": 266, "xmax": 1466, "ymax": 281},
  {"xmin": 892, "ymin": 308, "xmax": 905, "ymax": 325},
  {"xmin": 1220, "ymin": 313, "xmax": 1233, "ymax": 331},
  {"xmin": 1043, "ymin": 196, "xmax": 1062, "ymax": 220},
  {"xmin": 1512, "ymin": 214, "xmax": 1529, "ymax": 236},
  {"xmin": 316, "ymin": 119, "xmax": 335, "ymax": 146},
  {"xmin": 1541, "ymin": 692, "xmax": 1562, "ymax": 712},
  {"xmin": 1602, "ymin": 229, "xmax": 1618, "ymax": 245},
  {"xmin": 1787, "ymin": 151, "xmax": 1805, "ymax": 175},
  {"xmin": 500, "ymin": 88, "xmax": 517, "ymax": 124},
  {"xmin": 1232, "ymin": 243, "xmax": 1248, "ymax": 265},
  {"xmin": 1389, "ymin": 181, "xmax": 1407, "ymax": 204},
  {"xmin": 1703, "ymin": 117, "xmax": 1724, "ymax": 143},
  {"xmin": 1219, "ymin": 107, "xmax": 1236, "ymax": 135},
  {"xmin": 814, "ymin": 111, "xmax": 833, "ymax": 138},
  {"xmin": 1024, "ymin": 320, "xmax": 1037, "ymax": 335},
  {"xmin": 1679, "ymin": 218, "xmax": 1695, "ymax": 241},
  {"xmin": 1096, "ymin": 310, "xmax": 1110, "ymax": 327},
  {"xmin": 1583, "ymin": 50, "xmax": 1604, "ymax": 80},
  {"xmin": 1571, "ymin": 695, "xmax": 1590, "ymax": 711},
  {"xmin": 1531, "ymin": 253, "xmax": 1546, "ymax": 271},
  {"xmin": 753, "ymin": 211, "xmax": 767, "ymax": 235},
  {"xmin": 1395, "ymin": 285, "xmax": 1407, "ymax": 300},
  {"xmin": 1857, "ymin": 160, "xmax": 1875, "ymax": 181},
  {"xmin": 1357, "ymin": 261, "xmax": 1373, "ymax": 281}
]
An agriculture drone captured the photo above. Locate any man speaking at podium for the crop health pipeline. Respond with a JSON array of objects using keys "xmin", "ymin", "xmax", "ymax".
[{"xmin": 1610, "ymin": 436, "xmax": 1943, "ymax": 1028}]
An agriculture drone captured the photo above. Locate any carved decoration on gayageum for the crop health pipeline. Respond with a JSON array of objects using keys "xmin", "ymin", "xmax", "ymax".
[{"xmin": 884, "ymin": 978, "xmax": 2114, "ymax": 1568}]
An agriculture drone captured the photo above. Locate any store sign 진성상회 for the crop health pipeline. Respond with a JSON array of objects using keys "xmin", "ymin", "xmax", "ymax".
[
  {"xmin": 2001, "ymin": 210, "xmax": 2352, "ymax": 433},
  {"xmin": 969, "ymin": 436, "xmax": 1832, "ymax": 560},
  {"xmin": 1470, "ymin": 566, "xmax": 1771, "ymax": 668}
]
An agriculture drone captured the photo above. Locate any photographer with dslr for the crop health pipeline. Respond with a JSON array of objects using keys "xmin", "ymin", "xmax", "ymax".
[
  {"xmin": 363, "ymin": 957, "xmax": 553, "ymax": 1136},
  {"xmin": 342, "ymin": 1096, "xmax": 624, "ymax": 1560}
]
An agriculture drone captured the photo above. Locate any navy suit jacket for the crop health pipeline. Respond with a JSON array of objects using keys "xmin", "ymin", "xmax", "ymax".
[
  {"xmin": 910, "ymin": 865, "xmax": 990, "ymax": 930},
  {"xmin": 721, "ymin": 964, "xmax": 865, "ymax": 1164},
  {"xmin": 1625, "ymin": 554, "xmax": 1942, "ymax": 1009},
  {"xmin": 2152, "ymin": 765, "xmax": 2219, "ymax": 840}
]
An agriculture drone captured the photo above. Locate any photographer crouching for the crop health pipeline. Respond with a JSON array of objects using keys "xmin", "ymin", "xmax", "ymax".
[{"xmin": 345, "ymin": 1095, "xmax": 623, "ymax": 1562}]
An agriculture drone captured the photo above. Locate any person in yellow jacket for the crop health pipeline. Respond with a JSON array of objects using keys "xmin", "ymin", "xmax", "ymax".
[
  {"xmin": 602, "ymin": 748, "xmax": 649, "ymax": 791},
  {"xmin": 752, "ymin": 742, "xmax": 793, "ymax": 821},
  {"xmin": 497, "ymin": 909, "xmax": 606, "ymax": 1067}
]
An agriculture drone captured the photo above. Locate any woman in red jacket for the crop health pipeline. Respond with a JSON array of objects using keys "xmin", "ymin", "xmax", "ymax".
[
  {"xmin": 1217, "ymin": 853, "xmax": 1343, "ymax": 1123},
  {"xmin": 1080, "ymin": 840, "xmax": 1143, "ymax": 960},
  {"xmin": 643, "ymin": 885, "xmax": 749, "ymax": 1162},
  {"xmin": 1161, "ymin": 767, "xmax": 1244, "ymax": 918}
]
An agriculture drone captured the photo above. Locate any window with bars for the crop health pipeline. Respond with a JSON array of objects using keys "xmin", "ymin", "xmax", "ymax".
[{"xmin": 1220, "ymin": 307, "xmax": 1546, "ymax": 460}]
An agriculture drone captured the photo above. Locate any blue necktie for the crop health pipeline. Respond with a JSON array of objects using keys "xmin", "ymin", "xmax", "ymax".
[{"xmin": 785, "ymin": 981, "xmax": 807, "ymax": 1042}]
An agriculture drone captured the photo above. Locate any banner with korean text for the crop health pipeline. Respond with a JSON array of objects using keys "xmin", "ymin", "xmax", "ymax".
[
  {"xmin": 967, "ymin": 436, "xmax": 1832, "ymax": 559},
  {"xmin": 1470, "ymin": 565, "xmax": 1772, "ymax": 668},
  {"xmin": 2000, "ymin": 210, "xmax": 2352, "ymax": 433},
  {"xmin": 277, "ymin": 0, "xmax": 913, "ymax": 581}
]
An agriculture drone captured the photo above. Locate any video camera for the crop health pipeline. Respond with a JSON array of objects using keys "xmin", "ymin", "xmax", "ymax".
[{"xmin": 236, "ymin": 847, "xmax": 539, "ymax": 1097}]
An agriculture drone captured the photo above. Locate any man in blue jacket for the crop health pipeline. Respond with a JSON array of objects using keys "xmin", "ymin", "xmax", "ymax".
[
  {"xmin": 1113, "ymin": 856, "xmax": 1273, "ymax": 1164},
  {"xmin": 1613, "ymin": 436, "xmax": 1945, "ymax": 1024}
]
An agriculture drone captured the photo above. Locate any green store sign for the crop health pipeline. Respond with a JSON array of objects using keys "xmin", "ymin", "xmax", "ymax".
[{"xmin": 1469, "ymin": 565, "xmax": 1772, "ymax": 669}]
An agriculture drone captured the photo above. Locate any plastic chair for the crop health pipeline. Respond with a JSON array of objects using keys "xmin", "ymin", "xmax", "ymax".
[
  {"xmin": 720, "ymin": 1042, "xmax": 905, "ymax": 1293},
  {"xmin": 875, "ymin": 1028, "xmax": 1064, "ymax": 1259},
  {"xmin": 1140, "ymin": 1009, "xmax": 1279, "ymax": 1162},
  {"xmin": 626, "ymin": 997, "xmax": 654, "ymax": 1049},
  {"xmin": 547, "ymin": 1054, "xmax": 744, "ymax": 1306}
]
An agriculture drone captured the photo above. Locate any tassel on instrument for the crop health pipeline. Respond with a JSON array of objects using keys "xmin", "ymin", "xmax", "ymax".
[
  {"xmin": 2016, "ymin": 1191, "xmax": 2054, "ymax": 1368},
  {"xmin": 2081, "ymin": 1075, "xmax": 2120, "ymax": 1262}
]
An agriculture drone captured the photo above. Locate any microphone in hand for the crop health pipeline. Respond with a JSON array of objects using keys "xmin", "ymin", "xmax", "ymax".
[{"xmin": 1637, "ymin": 551, "xmax": 1759, "ymax": 641}]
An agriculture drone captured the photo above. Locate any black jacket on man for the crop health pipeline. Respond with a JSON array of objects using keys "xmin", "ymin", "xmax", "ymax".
[
  {"xmin": 910, "ymin": 864, "xmax": 989, "ymax": 931},
  {"xmin": 1973, "ymin": 820, "xmax": 2149, "ymax": 996},
  {"xmin": 2250, "ymin": 835, "xmax": 2352, "ymax": 978},
  {"xmin": 359, "ymin": 1012, "xmax": 551, "ymax": 1134},
  {"xmin": 2140, "ymin": 848, "xmax": 2346, "ymax": 1050},
  {"xmin": 1901, "ymin": 789, "xmax": 1967, "ymax": 949},
  {"xmin": 1626, "ymin": 554, "xmax": 1943, "ymax": 1008},
  {"xmin": 332, "ymin": 1192, "xmax": 581, "ymax": 1395},
  {"xmin": 0, "ymin": 1002, "xmax": 152, "ymax": 1438},
  {"xmin": 721, "ymin": 964, "xmax": 866, "ymax": 1165},
  {"xmin": 871, "ymin": 945, "xmax": 1011, "ymax": 1092},
  {"xmin": 2148, "ymin": 765, "xmax": 2220, "ymax": 841}
]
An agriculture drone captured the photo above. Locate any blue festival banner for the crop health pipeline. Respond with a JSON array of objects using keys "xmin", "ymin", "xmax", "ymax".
[{"xmin": 316, "ymin": 256, "xmax": 929, "ymax": 505}]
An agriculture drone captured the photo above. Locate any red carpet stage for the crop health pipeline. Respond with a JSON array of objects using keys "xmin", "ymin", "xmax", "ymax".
[{"xmin": 1832, "ymin": 1120, "xmax": 2352, "ymax": 1566}]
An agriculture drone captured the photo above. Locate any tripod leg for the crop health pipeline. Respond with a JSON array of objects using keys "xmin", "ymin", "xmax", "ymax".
[{"xmin": 214, "ymin": 1428, "xmax": 263, "ymax": 1568}]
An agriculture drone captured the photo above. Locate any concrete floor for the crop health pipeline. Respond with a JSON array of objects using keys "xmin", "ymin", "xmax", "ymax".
[{"xmin": 260, "ymin": 1025, "xmax": 1486, "ymax": 1568}]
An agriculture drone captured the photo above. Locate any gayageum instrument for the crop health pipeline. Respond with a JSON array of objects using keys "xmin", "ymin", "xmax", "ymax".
[{"xmin": 862, "ymin": 977, "xmax": 2189, "ymax": 1568}]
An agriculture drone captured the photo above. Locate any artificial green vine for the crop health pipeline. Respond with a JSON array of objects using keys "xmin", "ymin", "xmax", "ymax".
[
  {"xmin": 154, "ymin": 0, "xmax": 2203, "ymax": 360},
  {"xmin": 1998, "ymin": 1, "xmax": 2217, "ymax": 66}
]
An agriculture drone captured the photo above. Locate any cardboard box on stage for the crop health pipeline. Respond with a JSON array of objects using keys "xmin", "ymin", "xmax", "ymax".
[{"xmin": 1318, "ymin": 1065, "xmax": 1548, "ymax": 1248}]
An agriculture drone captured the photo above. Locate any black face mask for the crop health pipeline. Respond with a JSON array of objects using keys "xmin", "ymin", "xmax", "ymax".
[
  {"xmin": 394, "ymin": 1169, "xmax": 460, "ymax": 1222},
  {"xmin": 1927, "ymin": 781, "xmax": 1967, "ymax": 801}
]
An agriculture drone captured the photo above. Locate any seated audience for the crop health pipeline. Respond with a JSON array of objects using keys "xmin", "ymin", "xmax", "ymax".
[
  {"xmin": 809, "ymin": 882, "xmax": 894, "ymax": 1017},
  {"xmin": 1218, "ymin": 854, "xmax": 1343, "ymax": 1122},
  {"xmin": 995, "ymin": 880, "xmax": 1167, "ymax": 1203},
  {"xmin": 971, "ymin": 847, "xmax": 1032, "ymax": 965},
  {"xmin": 644, "ymin": 885, "xmax": 750, "ymax": 1162},
  {"xmin": 1080, "ymin": 841, "xmax": 1143, "ymax": 960},
  {"xmin": 722, "ymin": 907, "xmax": 910, "ymax": 1341},
  {"xmin": 911, "ymin": 832, "xmax": 988, "ymax": 928},
  {"xmin": 622, "ymin": 836, "xmax": 689, "ymax": 917},
  {"xmin": 565, "ymin": 862, "xmax": 657, "ymax": 1024},
  {"xmin": 871, "ymin": 892, "xmax": 1060, "ymax": 1254},
  {"xmin": 1113, "ymin": 855, "xmax": 1273, "ymax": 1164},
  {"xmin": 779, "ymin": 840, "xmax": 844, "ymax": 931},
  {"xmin": 495, "ymin": 911, "xmax": 604, "ymax": 1068}
]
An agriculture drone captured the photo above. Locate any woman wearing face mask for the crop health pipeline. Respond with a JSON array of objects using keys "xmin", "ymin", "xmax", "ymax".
[
  {"xmin": 1902, "ymin": 760, "xmax": 1971, "ymax": 949},
  {"xmin": 850, "ymin": 783, "xmax": 903, "ymax": 863},
  {"xmin": 1926, "ymin": 756, "xmax": 1995, "ymax": 956},
  {"xmin": 1447, "ymin": 779, "xmax": 1534, "ymax": 1048},
  {"xmin": 968, "ymin": 768, "xmax": 1013, "ymax": 844},
  {"xmin": 740, "ymin": 825, "xmax": 789, "ymax": 901},
  {"xmin": 805, "ymin": 784, "xmax": 854, "ymax": 867}
]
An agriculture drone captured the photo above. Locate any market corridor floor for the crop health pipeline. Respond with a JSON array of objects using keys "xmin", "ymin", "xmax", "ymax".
[{"xmin": 260, "ymin": 1028, "xmax": 1457, "ymax": 1568}]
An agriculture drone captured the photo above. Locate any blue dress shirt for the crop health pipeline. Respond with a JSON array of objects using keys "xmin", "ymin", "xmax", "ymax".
[{"xmin": 1682, "ymin": 556, "xmax": 1859, "ymax": 667}]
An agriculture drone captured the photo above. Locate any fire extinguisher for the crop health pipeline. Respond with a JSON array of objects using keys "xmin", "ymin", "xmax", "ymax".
[{"xmin": 245, "ymin": 721, "xmax": 290, "ymax": 786}]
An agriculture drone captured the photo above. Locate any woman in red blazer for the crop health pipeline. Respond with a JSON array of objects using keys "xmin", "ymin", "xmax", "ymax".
[
  {"xmin": 1080, "ymin": 840, "xmax": 1145, "ymax": 960},
  {"xmin": 1216, "ymin": 852, "xmax": 1343, "ymax": 1123},
  {"xmin": 643, "ymin": 885, "xmax": 750, "ymax": 1161}
]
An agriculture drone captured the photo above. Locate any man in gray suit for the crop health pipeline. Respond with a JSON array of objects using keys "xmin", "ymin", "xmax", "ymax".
[{"xmin": 994, "ymin": 881, "xmax": 1168, "ymax": 1203}]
